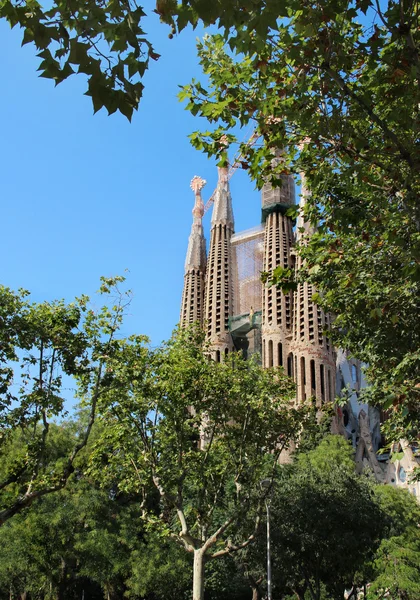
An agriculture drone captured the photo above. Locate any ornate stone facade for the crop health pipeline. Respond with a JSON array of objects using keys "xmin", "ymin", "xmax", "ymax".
[
  {"xmin": 203, "ymin": 167, "xmax": 235, "ymax": 361},
  {"xmin": 180, "ymin": 166, "xmax": 337, "ymax": 406},
  {"xmin": 180, "ymin": 176, "xmax": 207, "ymax": 328},
  {"xmin": 290, "ymin": 176, "xmax": 336, "ymax": 406},
  {"xmin": 179, "ymin": 165, "xmax": 419, "ymax": 497},
  {"xmin": 261, "ymin": 174, "xmax": 295, "ymax": 372}
]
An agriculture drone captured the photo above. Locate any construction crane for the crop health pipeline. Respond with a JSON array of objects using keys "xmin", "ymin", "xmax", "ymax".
[{"xmin": 203, "ymin": 129, "xmax": 259, "ymax": 215}]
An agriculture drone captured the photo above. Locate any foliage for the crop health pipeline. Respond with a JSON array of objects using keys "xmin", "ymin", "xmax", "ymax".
[
  {"xmin": 0, "ymin": 0, "xmax": 163, "ymax": 120},
  {"xmin": 0, "ymin": 275, "xmax": 147, "ymax": 524},
  {"xmin": 368, "ymin": 531, "xmax": 420, "ymax": 600},
  {"xmin": 0, "ymin": 411, "xmax": 262, "ymax": 600},
  {"xmin": 231, "ymin": 435, "xmax": 419, "ymax": 600},
  {"xmin": 368, "ymin": 486, "xmax": 420, "ymax": 600},
  {"xmin": 0, "ymin": 424, "xmax": 132, "ymax": 599},
  {"xmin": 0, "ymin": 418, "xmax": 154, "ymax": 600},
  {"xmin": 170, "ymin": 0, "xmax": 420, "ymax": 442},
  {"xmin": 374, "ymin": 484, "xmax": 420, "ymax": 538},
  {"xmin": 89, "ymin": 324, "xmax": 305, "ymax": 599},
  {"xmin": 268, "ymin": 436, "xmax": 384, "ymax": 600},
  {"xmin": 125, "ymin": 536, "xmax": 192, "ymax": 600},
  {"xmin": 1, "ymin": 420, "xmax": 419, "ymax": 600}
]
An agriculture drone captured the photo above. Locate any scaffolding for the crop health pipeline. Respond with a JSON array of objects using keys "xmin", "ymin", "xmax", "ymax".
[
  {"xmin": 230, "ymin": 226, "xmax": 264, "ymax": 360},
  {"xmin": 231, "ymin": 225, "xmax": 264, "ymax": 317}
]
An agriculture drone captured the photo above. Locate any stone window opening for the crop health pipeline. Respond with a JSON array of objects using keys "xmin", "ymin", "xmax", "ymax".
[
  {"xmin": 287, "ymin": 353, "xmax": 294, "ymax": 378},
  {"xmin": 310, "ymin": 359, "xmax": 316, "ymax": 394},
  {"xmin": 278, "ymin": 343, "xmax": 283, "ymax": 366},
  {"xmin": 300, "ymin": 356, "xmax": 306, "ymax": 402},
  {"xmin": 320, "ymin": 364, "xmax": 325, "ymax": 401}
]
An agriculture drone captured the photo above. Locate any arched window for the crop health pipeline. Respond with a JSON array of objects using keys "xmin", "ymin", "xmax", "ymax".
[
  {"xmin": 268, "ymin": 340, "xmax": 273, "ymax": 367},
  {"xmin": 399, "ymin": 466, "xmax": 407, "ymax": 483},
  {"xmin": 277, "ymin": 343, "xmax": 283, "ymax": 367},
  {"xmin": 343, "ymin": 408, "xmax": 349, "ymax": 427},
  {"xmin": 327, "ymin": 370, "xmax": 332, "ymax": 402},
  {"xmin": 215, "ymin": 350, "xmax": 221, "ymax": 363},
  {"xmin": 320, "ymin": 364, "xmax": 325, "ymax": 401},
  {"xmin": 300, "ymin": 356, "xmax": 306, "ymax": 402},
  {"xmin": 310, "ymin": 360, "xmax": 316, "ymax": 393},
  {"xmin": 287, "ymin": 353, "xmax": 294, "ymax": 378}
]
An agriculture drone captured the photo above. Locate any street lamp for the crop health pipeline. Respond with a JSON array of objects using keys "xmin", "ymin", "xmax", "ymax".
[{"xmin": 261, "ymin": 478, "xmax": 273, "ymax": 600}]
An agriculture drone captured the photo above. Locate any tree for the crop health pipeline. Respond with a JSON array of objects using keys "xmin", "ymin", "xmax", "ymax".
[
  {"xmin": 367, "ymin": 486, "xmax": 420, "ymax": 600},
  {"xmin": 368, "ymin": 532, "xmax": 420, "ymax": 600},
  {"xmin": 267, "ymin": 436, "xmax": 384, "ymax": 600},
  {"xmin": 89, "ymin": 325, "xmax": 306, "ymax": 600},
  {"xmin": 168, "ymin": 0, "xmax": 420, "ymax": 442},
  {"xmin": 0, "ymin": 416, "xmax": 143, "ymax": 600},
  {"xmin": 0, "ymin": 275, "xmax": 146, "ymax": 524},
  {"xmin": 0, "ymin": 0, "xmax": 164, "ymax": 120}
]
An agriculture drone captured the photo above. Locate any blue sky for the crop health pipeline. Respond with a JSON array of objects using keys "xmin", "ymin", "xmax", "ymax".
[{"xmin": 0, "ymin": 6, "xmax": 262, "ymax": 346}]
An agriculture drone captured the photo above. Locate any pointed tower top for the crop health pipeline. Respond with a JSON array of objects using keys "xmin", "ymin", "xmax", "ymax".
[
  {"xmin": 190, "ymin": 176, "xmax": 206, "ymax": 221},
  {"xmin": 190, "ymin": 175, "xmax": 206, "ymax": 194},
  {"xmin": 211, "ymin": 167, "xmax": 234, "ymax": 228},
  {"xmin": 296, "ymin": 172, "xmax": 315, "ymax": 239},
  {"xmin": 184, "ymin": 177, "xmax": 207, "ymax": 273}
]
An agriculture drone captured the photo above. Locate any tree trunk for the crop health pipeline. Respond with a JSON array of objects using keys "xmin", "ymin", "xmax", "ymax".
[
  {"xmin": 56, "ymin": 558, "xmax": 67, "ymax": 600},
  {"xmin": 251, "ymin": 586, "xmax": 260, "ymax": 600},
  {"xmin": 193, "ymin": 549, "xmax": 205, "ymax": 600}
]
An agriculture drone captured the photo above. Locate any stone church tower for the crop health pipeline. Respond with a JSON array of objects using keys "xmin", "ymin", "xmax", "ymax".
[
  {"xmin": 203, "ymin": 166, "xmax": 235, "ymax": 361},
  {"xmin": 178, "ymin": 165, "xmax": 419, "ymax": 496},
  {"xmin": 261, "ymin": 172, "xmax": 295, "ymax": 372},
  {"xmin": 290, "ymin": 176, "xmax": 336, "ymax": 406},
  {"xmin": 180, "ymin": 165, "xmax": 336, "ymax": 405},
  {"xmin": 180, "ymin": 176, "xmax": 207, "ymax": 328}
]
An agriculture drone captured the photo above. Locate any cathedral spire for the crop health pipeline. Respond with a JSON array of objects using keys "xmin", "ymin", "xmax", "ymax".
[
  {"xmin": 291, "ymin": 173, "xmax": 336, "ymax": 406},
  {"xmin": 211, "ymin": 167, "xmax": 234, "ymax": 228},
  {"xmin": 261, "ymin": 158, "xmax": 295, "ymax": 371},
  {"xmin": 204, "ymin": 166, "xmax": 235, "ymax": 360},
  {"xmin": 295, "ymin": 172, "xmax": 315, "ymax": 240},
  {"xmin": 180, "ymin": 176, "xmax": 207, "ymax": 328}
]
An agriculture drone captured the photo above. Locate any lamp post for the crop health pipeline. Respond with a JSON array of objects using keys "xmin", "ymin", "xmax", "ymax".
[{"xmin": 260, "ymin": 479, "xmax": 273, "ymax": 600}]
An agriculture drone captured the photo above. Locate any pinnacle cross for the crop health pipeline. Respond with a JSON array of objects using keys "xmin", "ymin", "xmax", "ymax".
[
  {"xmin": 190, "ymin": 176, "xmax": 206, "ymax": 221},
  {"xmin": 190, "ymin": 176, "xmax": 207, "ymax": 195}
]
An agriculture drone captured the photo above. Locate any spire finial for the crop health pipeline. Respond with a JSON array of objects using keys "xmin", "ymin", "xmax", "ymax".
[
  {"xmin": 190, "ymin": 176, "xmax": 206, "ymax": 195},
  {"xmin": 190, "ymin": 176, "xmax": 206, "ymax": 221}
]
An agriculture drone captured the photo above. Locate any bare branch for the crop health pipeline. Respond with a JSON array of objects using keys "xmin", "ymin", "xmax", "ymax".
[
  {"xmin": 202, "ymin": 515, "xmax": 236, "ymax": 554},
  {"xmin": 210, "ymin": 511, "xmax": 262, "ymax": 559}
]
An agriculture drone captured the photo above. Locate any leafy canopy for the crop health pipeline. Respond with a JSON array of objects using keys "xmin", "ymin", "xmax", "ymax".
[
  {"xmin": 0, "ymin": 275, "xmax": 147, "ymax": 524},
  {"xmin": 89, "ymin": 325, "xmax": 306, "ymax": 599},
  {"xmin": 0, "ymin": 0, "xmax": 162, "ymax": 120},
  {"xmin": 172, "ymin": 0, "xmax": 420, "ymax": 441}
]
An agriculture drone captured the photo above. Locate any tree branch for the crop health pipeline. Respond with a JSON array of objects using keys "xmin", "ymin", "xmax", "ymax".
[
  {"xmin": 209, "ymin": 511, "xmax": 262, "ymax": 559},
  {"xmin": 324, "ymin": 65, "xmax": 414, "ymax": 168},
  {"xmin": 202, "ymin": 515, "xmax": 236, "ymax": 554}
]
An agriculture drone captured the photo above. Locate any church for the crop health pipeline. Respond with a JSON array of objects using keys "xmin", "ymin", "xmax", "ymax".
[{"xmin": 179, "ymin": 165, "xmax": 419, "ymax": 497}]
